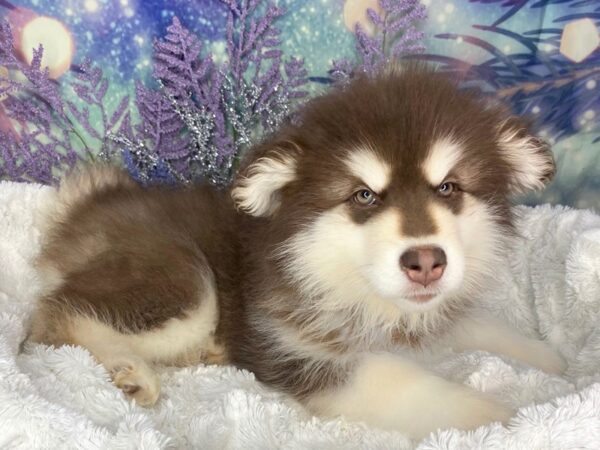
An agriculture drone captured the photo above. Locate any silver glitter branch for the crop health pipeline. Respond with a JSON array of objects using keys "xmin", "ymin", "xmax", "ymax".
[
  {"xmin": 160, "ymin": 83, "xmax": 234, "ymax": 186},
  {"xmin": 105, "ymin": 3, "xmax": 308, "ymax": 187}
]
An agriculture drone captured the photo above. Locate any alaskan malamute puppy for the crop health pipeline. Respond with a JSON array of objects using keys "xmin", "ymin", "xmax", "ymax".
[{"xmin": 30, "ymin": 66, "xmax": 565, "ymax": 439}]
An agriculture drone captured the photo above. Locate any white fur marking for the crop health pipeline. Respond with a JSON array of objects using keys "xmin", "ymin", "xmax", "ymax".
[
  {"xmin": 448, "ymin": 315, "xmax": 567, "ymax": 374},
  {"xmin": 344, "ymin": 149, "xmax": 391, "ymax": 193},
  {"xmin": 275, "ymin": 188, "xmax": 509, "ymax": 348},
  {"xmin": 71, "ymin": 285, "xmax": 220, "ymax": 365},
  {"xmin": 277, "ymin": 206, "xmax": 459, "ymax": 345},
  {"xmin": 422, "ymin": 137, "xmax": 463, "ymax": 186},
  {"xmin": 498, "ymin": 124, "xmax": 553, "ymax": 193},
  {"xmin": 307, "ymin": 353, "xmax": 513, "ymax": 439},
  {"xmin": 232, "ymin": 153, "xmax": 296, "ymax": 216}
]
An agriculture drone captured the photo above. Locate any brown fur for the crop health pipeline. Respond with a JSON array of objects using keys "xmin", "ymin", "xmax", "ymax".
[
  {"xmin": 30, "ymin": 66, "xmax": 555, "ymax": 410},
  {"xmin": 32, "ymin": 167, "xmax": 237, "ymax": 344}
]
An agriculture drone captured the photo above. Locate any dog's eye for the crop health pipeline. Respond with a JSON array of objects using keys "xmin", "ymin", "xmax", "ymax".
[
  {"xmin": 437, "ymin": 182, "xmax": 457, "ymax": 197},
  {"xmin": 353, "ymin": 189, "xmax": 378, "ymax": 206}
]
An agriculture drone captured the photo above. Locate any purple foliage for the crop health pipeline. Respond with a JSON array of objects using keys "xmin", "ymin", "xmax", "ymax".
[
  {"xmin": 0, "ymin": 19, "xmax": 132, "ymax": 184},
  {"xmin": 0, "ymin": 19, "xmax": 78, "ymax": 183},
  {"xmin": 115, "ymin": 1, "xmax": 309, "ymax": 186},
  {"xmin": 333, "ymin": 0, "xmax": 427, "ymax": 80},
  {"xmin": 1, "ymin": 0, "xmax": 308, "ymax": 186},
  {"xmin": 70, "ymin": 59, "xmax": 130, "ymax": 138},
  {"xmin": 134, "ymin": 82, "xmax": 190, "ymax": 160}
]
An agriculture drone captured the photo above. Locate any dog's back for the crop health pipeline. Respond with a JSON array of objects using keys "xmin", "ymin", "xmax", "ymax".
[{"xmin": 31, "ymin": 166, "xmax": 235, "ymax": 404}]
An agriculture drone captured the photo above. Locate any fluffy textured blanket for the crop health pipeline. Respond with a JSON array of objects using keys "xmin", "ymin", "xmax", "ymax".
[{"xmin": 1, "ymin": 181, "xmax": 600, "ymax": 449}]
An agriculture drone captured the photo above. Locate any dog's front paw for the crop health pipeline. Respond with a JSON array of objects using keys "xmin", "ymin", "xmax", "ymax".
[
  {"xmin": 111, "ymin": 361, "xmax": 161, "ymax": 407},
  {"xmin": 448, "ymin": 391, "xmax": 514, "ymax": 432},
  {"xmin": 405, "ymin": 380, "xmax": 514, "ymax": 439}
]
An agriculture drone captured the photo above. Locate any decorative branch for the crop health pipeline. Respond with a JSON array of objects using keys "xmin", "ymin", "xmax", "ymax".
[
  {"xmin": 417, "ymin": 2, "xmax": 600, "ymax": 143},
  {"xmin": 106, "ymin": 1, "xmax": 309, "ymax": 186},
  {"xmin": 330, "ymin": 0, "xmax": 427, "ymax": 82}
]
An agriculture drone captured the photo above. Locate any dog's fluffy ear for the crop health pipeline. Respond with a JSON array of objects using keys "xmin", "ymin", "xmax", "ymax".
[
  {"xmin": 232, "ymin": 142, "xmax": 299, "ymax": 217},
  {"xmin": 496, "ymin": 117, "xmax": 556, "ymax": 194}
]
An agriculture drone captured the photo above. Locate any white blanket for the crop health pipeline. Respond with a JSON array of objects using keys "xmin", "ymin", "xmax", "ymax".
[{"xmin": 1, "ymin": 181, "xmax": 600, "ymax": 449}]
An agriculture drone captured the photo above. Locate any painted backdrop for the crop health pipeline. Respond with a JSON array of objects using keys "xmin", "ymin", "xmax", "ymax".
[{"xmin": 0, "ymin": 0, "xmax": 599, "ymax": 209}]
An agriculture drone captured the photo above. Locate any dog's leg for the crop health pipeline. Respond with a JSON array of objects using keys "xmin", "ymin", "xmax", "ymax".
[
  {"xmin": 68, "ymin": 317, "xmax": 161, "ymax": 407},
  {"xmin": 448, "ymin": 316, "xmax": 567, "ymax": 374},
  {"xmin": 95, "ymin": 349, "xmax": 161, "ymax": 406},
  {"xmin": 306, "ymin": 353, "xmax": 513, "ymax": 439}
]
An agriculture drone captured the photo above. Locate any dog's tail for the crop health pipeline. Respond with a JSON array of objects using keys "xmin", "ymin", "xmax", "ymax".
[{"xmin": 52, "ymin": 165, "xmax": 135, "ymax": 222}]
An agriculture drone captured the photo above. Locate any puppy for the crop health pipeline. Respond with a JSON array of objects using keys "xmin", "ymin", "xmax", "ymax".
[{"xmin": 30, "ymin": 65, "xmax": 566, "ymax": 439}]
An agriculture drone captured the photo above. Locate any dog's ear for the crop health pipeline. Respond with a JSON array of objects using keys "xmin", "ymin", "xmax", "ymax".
[
  {"xmin": 496, "ymin": 116, "xmax": 556, "ymax": 194},
  {"xmin": 232, "ymin": 141, "xmax": 300, "ymax": 217}
]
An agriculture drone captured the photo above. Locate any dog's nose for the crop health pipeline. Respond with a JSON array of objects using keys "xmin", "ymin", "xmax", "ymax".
[{"xmin": 400, "ymin": 246, "xmax": 447, "ymax": 287}]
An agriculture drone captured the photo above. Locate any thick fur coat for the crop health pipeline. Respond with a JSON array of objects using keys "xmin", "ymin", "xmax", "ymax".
[{"xmin": 30, "ymin": 66, "xmax": 565, "ymax": 438}]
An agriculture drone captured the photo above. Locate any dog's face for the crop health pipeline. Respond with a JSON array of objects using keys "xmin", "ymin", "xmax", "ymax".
[{"xmin": 233, "ymin": 67, "xmax": 555, "ymax": 327}]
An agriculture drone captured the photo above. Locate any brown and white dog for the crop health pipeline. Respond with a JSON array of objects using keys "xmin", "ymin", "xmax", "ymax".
[{"xmin": 29, "ymin": 66, "xmax": 566, "ymax": 439}]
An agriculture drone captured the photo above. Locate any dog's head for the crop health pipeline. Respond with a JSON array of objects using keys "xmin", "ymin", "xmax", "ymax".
[{"xmin": 232, "ymin": 66, "xmax": 554, "ymax": 332}]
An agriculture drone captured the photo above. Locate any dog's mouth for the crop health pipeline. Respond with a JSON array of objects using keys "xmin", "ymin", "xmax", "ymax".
[
  {"xmin": 404, "ymin": 289, "xmax": 442, "ymax": 303},
  {"xmin": 409, "ymin": 293, "xmax": 436, "ymax": 303}
]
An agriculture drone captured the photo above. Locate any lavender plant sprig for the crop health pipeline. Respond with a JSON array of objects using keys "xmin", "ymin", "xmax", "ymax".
[
  {"xmin": 332, "ymin": 0, "xmax": 427, "ymax": 80},
  {"xmin": 113, "ymin": 1, "xmax": 309, "ymax": 186}
]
